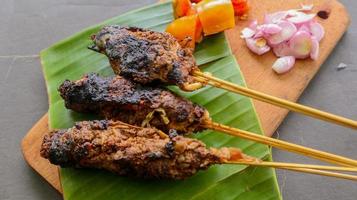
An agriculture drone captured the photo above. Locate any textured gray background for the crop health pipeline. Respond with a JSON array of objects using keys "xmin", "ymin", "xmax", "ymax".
[{"xmin": 0, "ymin": 0, "xmax": 356, "ymax": 199}]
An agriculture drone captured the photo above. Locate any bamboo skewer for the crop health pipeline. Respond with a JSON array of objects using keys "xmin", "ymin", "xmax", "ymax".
[
  {"xmin": 225, "ymin": 159, "xmax": 357, "ymax": 181},
  {"xmin": 228, "ymin": 161, "xmax": 357, "ymax": 181},
  {"xmin": 229, "ymin": 161, "xmax": 357, "ymax": 181},
  {"xmin": 229, "ymin": 160, "xmax": 357, "ymax": 172},
  {"xmin": 191, "ymin": 71, "xmax": 357, "ymax": 180},
  {"xmin": 203, "ymin": 121, "xmax": 357, "ymax": 167},
  {"xmin": 279, "ymin": 168, "xmax": 357, "ymax": 181},
  {"xmin": 192, "ymin": 71, "xmax": 357, "ymax": 130}
]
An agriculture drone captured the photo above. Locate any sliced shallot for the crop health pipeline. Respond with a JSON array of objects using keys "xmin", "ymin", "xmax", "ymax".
[
  {"xmin": 267, "ymin": 21, "xmax": 297, "ymax": 45},
  {"xmin": 289, "ymin": 31, "xmax": 313, "ymax": 59},
  {"xmin": 298, "ymin": 4, "xmax": 314, "ymax": 12},
  {"xmin": 272, "ymin": 56, "xmax": 296, "ymax": 74},
  {"xmin": 241, "ymin": 28, "xmax": 255, "ymax": 38},
  {"xmin": 242, "ymin": 4, "xmax": 325, "ymax": 74},
  {"xmin": 310, "ymin": 37, "xmax": 320, "ymax": 60},
  {"xmin": 245, "ymin": 38, "xmax": 271, "ymax": 55},
  {"xmin": 273, "ymin": 42, "xmax": 291, "ymax": 57},
  {"xmin": 264, "ymin": 11, "xmax": 289, "ymax": 24},
  {"xmin": 298, "ymin": 24, "xmax": 311, "ymax": 33},
  {"xmin": 309, "ymin": 21, "xmax": 325, "ymax": 41},
  {"xmin": 259, "ymin": 24, "xmax": 282, "ymax": 34},
  {"xmin": 287, "ymin": 12, "xmax": 316, "ymax": 24}
]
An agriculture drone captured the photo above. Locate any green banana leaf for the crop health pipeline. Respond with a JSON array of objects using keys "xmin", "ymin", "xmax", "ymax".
[{"xmin": 40, "ymin": 1, "xmax": 282, "ymax": 200}]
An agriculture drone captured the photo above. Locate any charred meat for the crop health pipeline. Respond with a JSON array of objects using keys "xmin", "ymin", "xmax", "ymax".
[
  {"xmin": 90, "ymin": 26, "xmax": 202, "ymax": 91},
  {"xmin": 59, "ymin": 73, "xmax": 209, "ymax": 134},
  {"xmin": 40, "ymin": 120, "xmax": 246, "ymax": 179}
]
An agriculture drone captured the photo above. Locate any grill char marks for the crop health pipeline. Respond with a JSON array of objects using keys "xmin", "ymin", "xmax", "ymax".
[
  {"xmin": 59, "ymin": 73, "xmax": 208, "ymax": 134},
  {"xmin": 40, "ymin": 120, "xmax": 241, "ymax": 179},
  {"xmin": 58, "ymin": 74, "xmax": 111, "ymax": 113},
  {"xmin": 91, "ymin": 26, "xmax": 199, "ymax": 90}
]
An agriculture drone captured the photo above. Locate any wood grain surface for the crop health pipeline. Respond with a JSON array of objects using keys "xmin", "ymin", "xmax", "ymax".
[
  {"xmin": 21, "ymin": 114, "xmax": 62, "ymax": 193},
  {"xmin": 21, "ymin": 0, "xmax": 350, "ymax": 193}
]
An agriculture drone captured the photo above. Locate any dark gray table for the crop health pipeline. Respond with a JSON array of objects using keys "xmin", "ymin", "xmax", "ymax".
[{"xmin": 1, "ymin": 1, "xmax": 356, "ymax": 199}]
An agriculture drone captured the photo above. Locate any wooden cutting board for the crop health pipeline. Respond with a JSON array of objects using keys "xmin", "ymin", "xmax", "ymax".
[{"xmin": 21, "ymin": 0, "xmax": 350, "ymax": 193}]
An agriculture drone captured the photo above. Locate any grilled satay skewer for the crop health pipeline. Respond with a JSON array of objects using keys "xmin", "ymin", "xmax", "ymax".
[
  {"xmin": 59, "ymin": 74, "xmax": 357, "ymax": 167},
  {"xmin": 40, "ymin": 120, "xmax": 357, "ymax": 181},
  {"xmin": 89, "ymin": 25, "xmax": 357, "ymax": 130}
]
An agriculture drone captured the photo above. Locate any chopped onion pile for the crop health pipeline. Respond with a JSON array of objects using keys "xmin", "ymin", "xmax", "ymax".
[{"xmin": 240, "ymin": 4, "xmax": 325, "ymax": 74}]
